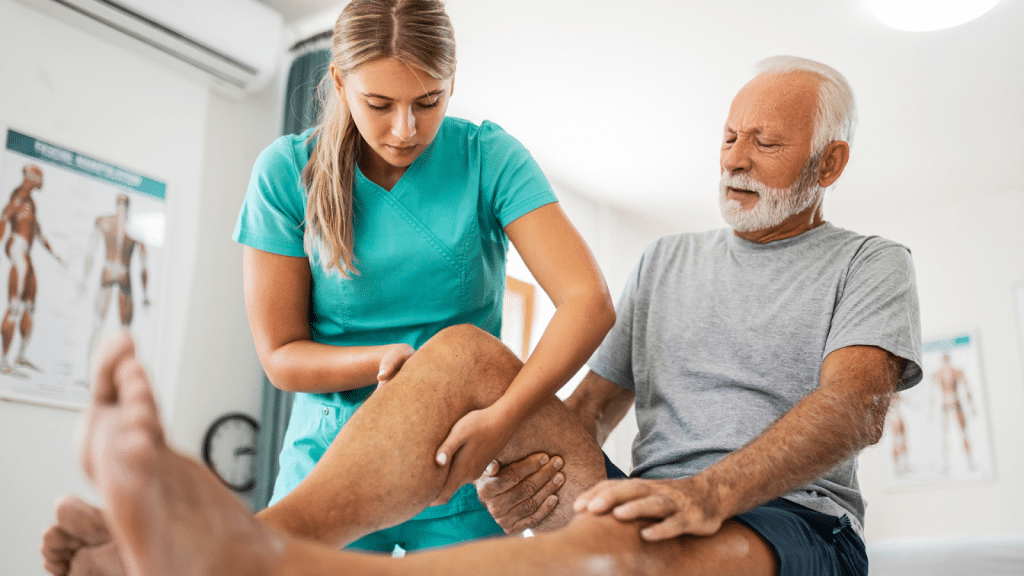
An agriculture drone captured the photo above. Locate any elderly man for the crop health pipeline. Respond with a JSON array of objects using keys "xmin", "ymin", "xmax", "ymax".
[{"xmin": 43, "ymin": 55, "xmax": 921, "ymax": 576}]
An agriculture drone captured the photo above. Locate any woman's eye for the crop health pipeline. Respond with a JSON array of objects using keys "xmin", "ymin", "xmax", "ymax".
[
  {"xmin": 417, "ymin": 99, "xmax": 441, "ymax": 109},
  {"xmin": 367, "ymin": 102, "xmax": 389, "ymax": 111}
]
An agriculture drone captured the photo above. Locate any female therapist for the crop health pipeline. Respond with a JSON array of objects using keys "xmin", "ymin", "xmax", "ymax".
[{"xmin": 233, "ymin": 0, "xmax": 614, "ymax": 554}]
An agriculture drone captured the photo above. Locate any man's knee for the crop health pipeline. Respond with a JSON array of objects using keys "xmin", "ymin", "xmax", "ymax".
[
  {"xmin": 415, "ymin": 324, "xmax": 522, "ymax": 405},
  {"xmin": 560, "ymin": 514, "xmax": 777, "ymax": 576},
  {"xmin": 558, "ymin": 513, "xmax": 649, "ymax": 576}
]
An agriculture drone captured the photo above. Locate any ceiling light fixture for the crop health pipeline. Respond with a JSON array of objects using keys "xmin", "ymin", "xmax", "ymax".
[{"xmin": 867, "ymin": 0, "xmax": 1001, "ymax": 31}]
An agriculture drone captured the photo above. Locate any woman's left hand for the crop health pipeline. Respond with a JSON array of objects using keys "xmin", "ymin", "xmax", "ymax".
[
  {"xmin": 431, "ymin": 406, "xmax": 515, "ymax": 506},
  {"xmin": 376, "ymin": 343, "xmax": 415, "ymax": 385}
]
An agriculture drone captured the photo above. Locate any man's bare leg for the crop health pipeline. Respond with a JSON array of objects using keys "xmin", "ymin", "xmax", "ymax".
[
  {"xmin": 258, "ymin": 323, "xmax": 607, "ymax": 546},
  {"xmin": 403, "ymin": 511, "xmax": 777, "ymax": 576},
  {"xmin": 47, "ymin": 324, "xmax": 604, "ymax": 573},
  {"xmin": 76, "ymin": 331, "xmax": 779, "ymax": 576}
]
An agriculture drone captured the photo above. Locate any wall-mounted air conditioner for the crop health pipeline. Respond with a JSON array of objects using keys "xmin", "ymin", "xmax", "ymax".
[{"xmin": 12, "ymin": 0, "xmax": 284, "ymax": 98}]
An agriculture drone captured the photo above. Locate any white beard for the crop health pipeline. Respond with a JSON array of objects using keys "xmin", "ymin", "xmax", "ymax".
[{"xmin": 718, "ymin": 159, "xmax": 822, "ymax": 233}]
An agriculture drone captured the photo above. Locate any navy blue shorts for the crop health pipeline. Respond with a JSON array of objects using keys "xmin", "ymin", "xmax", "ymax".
[
  {"xmin": 600, "ymin": 455, "xmax": 866, "ymax": 576},
  {"xmin": 603, "ymin": 452, "xmax": 629, "ymax": 479},
  {"xmin": 733, "ymin": 499, "xmax": 866, "ymax": 576}
]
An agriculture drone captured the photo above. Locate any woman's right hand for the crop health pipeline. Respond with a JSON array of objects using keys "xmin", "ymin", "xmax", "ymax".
[{"xmin": 377, "ymin": 344, "xmax": 415, "ymax": 385}]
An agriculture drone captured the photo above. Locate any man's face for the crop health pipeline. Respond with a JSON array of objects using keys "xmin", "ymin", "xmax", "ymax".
[{"xmin": 718, "ymin": 73, "xmax": 820, "ymax": 232}]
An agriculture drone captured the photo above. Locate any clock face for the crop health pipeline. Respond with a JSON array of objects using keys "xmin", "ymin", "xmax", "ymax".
[{"xmin": 202, "ymin": 413, "xmax": 259, "ymax": 492}]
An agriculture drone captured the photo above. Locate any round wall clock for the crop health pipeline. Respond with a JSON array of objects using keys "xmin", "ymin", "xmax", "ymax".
[{"xmin": 202, "ymin": 412, "xmax": 259, "ymax": 492}]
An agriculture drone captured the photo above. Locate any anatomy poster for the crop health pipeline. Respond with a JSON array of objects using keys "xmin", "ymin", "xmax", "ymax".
[
  {"xmin": 0, "ymin": 129, "xmax": 164, "ymax": 410},
  {"xmin": 880, "ymin": 333, "xmax": 994, "ymax": 488}
]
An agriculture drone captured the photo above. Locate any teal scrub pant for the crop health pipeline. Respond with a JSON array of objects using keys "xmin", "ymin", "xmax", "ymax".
[
  {"xmin": 348, "ymin": 508, "xmax": 504, "ymax": 553},
  {"xmin": 271, "ymin": 391, "xmax": 505, "ymax": 553}
]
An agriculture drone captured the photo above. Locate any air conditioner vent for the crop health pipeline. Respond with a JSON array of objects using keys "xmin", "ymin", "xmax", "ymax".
[{"xmin": 14, "ymin": 0, "xmax": 284, "ymax": 97}]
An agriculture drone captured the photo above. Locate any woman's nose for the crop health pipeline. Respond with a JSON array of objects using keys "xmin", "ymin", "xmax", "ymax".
[{"xmin": 392, "ymin": 108, "xmax": 417, "ymax": 141}]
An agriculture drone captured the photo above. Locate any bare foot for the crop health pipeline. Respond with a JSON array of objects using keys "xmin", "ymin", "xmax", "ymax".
[
  {"xmin": 68, "ymin": 543, "xmax": 124, "ymax": 576},
  {"xmin": 77, "ymin": 331, "xmax": 291, "ymax": 576},
  {"xmin": 41, "ymin": 495, "xmax": 124, "ymax": 576}
]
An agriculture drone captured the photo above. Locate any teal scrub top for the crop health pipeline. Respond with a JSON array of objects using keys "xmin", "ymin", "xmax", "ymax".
[
  {"xmin": 233, "ymin": 116, "xmax": 557, "ymax": 518},
  {"xmin": 234, "ymin": 116, "xmax": 556, "ymax": 357}
]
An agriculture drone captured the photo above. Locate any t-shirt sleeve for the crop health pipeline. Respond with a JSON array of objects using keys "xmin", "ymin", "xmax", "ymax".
[
  {"xmin": 478, "ymin": 121, "xmax": 558, "ymax": 227},
  {"xmin": 824, "ymin": 239, "xmax": 924, "ymax": 390},
  {"xmin": 587, "ymin": 250, "xmax": 647, "ymax": 392},
  {"xmin": 232, "ymin": 135, "xmax": 308, "ymax": 258}
]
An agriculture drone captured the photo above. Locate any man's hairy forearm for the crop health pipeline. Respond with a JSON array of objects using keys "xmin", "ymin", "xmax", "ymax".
[
  {"xmin": 564, "ymin": 371, "xmax": 635, "ymax": 446},
  {"xmin": 692, "ymin": 345, "xmax": 903, "ymax": 520}
]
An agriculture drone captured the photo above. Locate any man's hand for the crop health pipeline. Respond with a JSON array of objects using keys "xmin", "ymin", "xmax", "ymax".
[
  {"xmin": 431, "ymin": 406, "xmax": 516, "ymax": 506},
  {"xmin": 574, "ymin": 477, "xmax": 723, "ymax": 541},
  {"xmin": 376, "ymin": 344, "xmax": 414, "ymax": 385},
  {"xmin": 474, "ymin": 453, "xmax": 564, "ymax": 534}
]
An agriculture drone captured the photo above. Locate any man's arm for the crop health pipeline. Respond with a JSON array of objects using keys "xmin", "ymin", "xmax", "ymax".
[
  {"xmin": 576, "ymin": 345, "xmax": 905, "ymax": 541},
  {"xmin": 475, "ymin": 370, "xmax": 634, "ymax": 533},
  {"xmin": 563, "ymin": 371, "xmax": 636, "ymax": 445}
]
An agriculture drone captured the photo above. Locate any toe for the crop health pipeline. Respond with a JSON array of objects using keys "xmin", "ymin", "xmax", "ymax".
[{"xmin": 55, "ymin": 495, "xmax": 111, "ymax": 546}]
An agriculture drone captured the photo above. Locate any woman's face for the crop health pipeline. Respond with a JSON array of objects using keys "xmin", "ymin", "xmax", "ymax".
[{"xmin": 333, "ymin": 57, "xmax": 453, "ymax": 174}]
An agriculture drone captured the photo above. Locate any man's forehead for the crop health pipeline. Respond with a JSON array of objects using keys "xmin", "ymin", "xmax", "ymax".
[{"xmin": 726, "ymin": 73, "xmax": 817, "ymax": 133}]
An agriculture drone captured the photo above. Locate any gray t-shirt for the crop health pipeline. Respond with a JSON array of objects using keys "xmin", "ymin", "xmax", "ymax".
[{"xmin": 588, "ymin": 223, "xmax": 923, "ymax": 538}]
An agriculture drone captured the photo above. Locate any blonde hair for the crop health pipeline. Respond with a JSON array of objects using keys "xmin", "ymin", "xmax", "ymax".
[{"xmin": 303, "ymin": 0, "xmax": 456, "ymax": 276}]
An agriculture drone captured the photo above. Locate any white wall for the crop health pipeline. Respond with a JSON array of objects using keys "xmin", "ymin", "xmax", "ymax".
[{"xmin": 0, "ymin": 1, "xmax": 278, "ymax": 574}]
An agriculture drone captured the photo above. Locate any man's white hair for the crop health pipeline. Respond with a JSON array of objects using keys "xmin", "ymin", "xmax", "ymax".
[{"xmin": 754, "ymin": 55, "xmax": 857, "ymax": 156}]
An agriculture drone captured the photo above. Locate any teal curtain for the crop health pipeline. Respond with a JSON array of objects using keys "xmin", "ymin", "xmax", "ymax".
[
  {"xmin": 251, "ymin": 42, "xmax": 331, "ymax": 512},
  {"xmin": 282, "ymin": 48, "xmax": 332, "ymax": 136}
]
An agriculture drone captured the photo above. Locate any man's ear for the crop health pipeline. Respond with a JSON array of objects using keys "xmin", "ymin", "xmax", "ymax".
[{"xmin": 817, "ymin": 140, "xmax": 850, "ymax": 188}]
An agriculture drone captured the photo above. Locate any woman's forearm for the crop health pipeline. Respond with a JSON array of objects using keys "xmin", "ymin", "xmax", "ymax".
[
  {"xmin": 262, "ymin": 340, "xmax": 406, "ymax": 394},
  {"xmin": 492, "ymin": 289, "xmax": 615, "ymax": 427}
]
